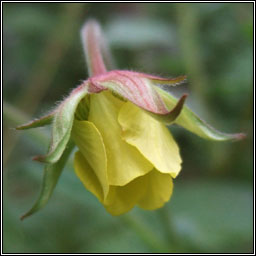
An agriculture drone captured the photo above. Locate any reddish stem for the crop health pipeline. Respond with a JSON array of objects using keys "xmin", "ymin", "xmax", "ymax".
[{"xmin": 81, "ymin": 20, "xmax": 107, "ymax": 76}]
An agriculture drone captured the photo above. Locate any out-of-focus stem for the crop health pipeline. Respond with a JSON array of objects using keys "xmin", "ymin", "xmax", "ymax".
[
  {"xmin": 175, "ymin": 4, "xmax": 209, "ymax": 105},
  {"xmin": 157, "ymin": 206, "xmax": 204, "ymax": 253},
  {"xmin": 17, "ymin": 4, "xmax": 85, "ymax": 113},
  {"xmin": 4, "ymin": 4, "xmax": 85, "ymax": 166},
  {"xmin": 120, "ymin": 213, "xmax": 171, "ymax": 253},
  {"xmin": 157, "ymin": 207, "xmax": 179, "ymax": 249}
]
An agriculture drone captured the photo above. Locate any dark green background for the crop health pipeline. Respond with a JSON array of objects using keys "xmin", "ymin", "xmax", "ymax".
[{"xmin": 3, "ymin": 3, "xmax": 253, "ymax": 253}]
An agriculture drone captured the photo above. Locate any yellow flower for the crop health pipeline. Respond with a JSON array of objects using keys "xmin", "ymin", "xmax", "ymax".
[
  {"xmin": 72, "ymin": 90, "xmax": 181, "ymax": 215},
  {"xmin": 17, "ymin": 19, "xmax": 244, "ymax": 219}
]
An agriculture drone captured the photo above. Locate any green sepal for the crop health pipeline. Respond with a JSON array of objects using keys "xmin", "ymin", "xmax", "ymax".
[
  {"xmin": 34, "ymin": 83, "xmax": 89, "ymax": 164},
  {"xmin": 20, "ymin": 141, "xmax": 75, "ymax": 220},
  {"xmin": 147, "ymin": 94, "xmax": 187, "ymax": 125},
  {"xmin": 155, "ymin": 87, "xmax": 245, "ymax": 141},
  {"xmin": 16, "ymin": 111, "xmax": 55, "ymax": 130}
]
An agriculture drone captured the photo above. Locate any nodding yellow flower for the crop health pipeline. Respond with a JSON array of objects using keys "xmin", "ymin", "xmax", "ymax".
[
  {"xmin": 73, "ymin": 89, "xmax": 181, "ymax": 215},
  {"xmin": 17, "ymin": 19, "xmax": 245, "ymax": 219}
]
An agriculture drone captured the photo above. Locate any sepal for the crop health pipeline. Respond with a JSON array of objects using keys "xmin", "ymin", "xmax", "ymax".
[
  {"xmin": 21, "ymin": 141, "xmax": 75, "ymax": 220},
  {"xmin": 155, "ymin": 86, "xmax": 246, "ymax": 141},
  {"xmin": 16, "ymin": 111, "xmax": 55, "ymax": 130},
  {"xmin": 147, "ymin": 94, "xmax": 187, "ymax": 124},
  {"xmin": 34, "ymin": 83, "xmax": 89, "ymax": 164}
]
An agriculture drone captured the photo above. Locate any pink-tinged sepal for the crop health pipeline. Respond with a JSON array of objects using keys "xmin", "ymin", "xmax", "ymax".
[{"xmin": 90, "ymin": 70, "xmax": 174, "ymax": 114}]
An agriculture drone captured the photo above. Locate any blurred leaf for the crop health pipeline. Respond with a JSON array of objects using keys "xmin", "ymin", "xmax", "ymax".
[
  {"xmin": 168, "ymin": 178, "xmax": 253, "ymax": 253},
  {"xmin": 106, "ymin": 17, "xmax": 176, "ymax": 49}
]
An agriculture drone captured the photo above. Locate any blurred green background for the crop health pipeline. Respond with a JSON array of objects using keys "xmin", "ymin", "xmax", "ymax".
[{"xmin": 3, "ymin": 3, "xmax": 253, "ymax": 253}]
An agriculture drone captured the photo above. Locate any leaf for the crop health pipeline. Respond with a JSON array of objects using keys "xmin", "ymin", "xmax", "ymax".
[
  {"xmin": 155, "ymin": 87, "xmax": 245, "ymax": 141},
  {"xmin": 20, "ymin": 141, "xmax": 75, "ymax": 220},
  {"xmin": 34, "ymin": 83, "xmax": 89, "ymax": 164},
  {"xmin": 16, "ymin": 111, "xmax": 55, "ymax": 130}
]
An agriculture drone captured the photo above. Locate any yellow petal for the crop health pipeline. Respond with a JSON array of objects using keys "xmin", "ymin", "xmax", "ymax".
[
  {"xmin": 118, "ymin": 101, "xmax": 182, "ymax": 178},
  {"xmin": 72, "ymin": 120, "xmax": 109, "ymax": 198},
  {"xmin": 89, "ymin": 91, "xmax": 153, "ymax": 186},
  {"xmin": 104, "ymin": 175, "xmax": 148, "ymax": 216},
  {"xmin": 74, "ymin": 151, "xmax": 104, "ymax": 202},
  {"xmin": 74, "ymin": 148, "xmax": 149, "ymax": 216},
  {"xmin": 138, "ymin": 169, "xmax": 173, "ymax": 210}
]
